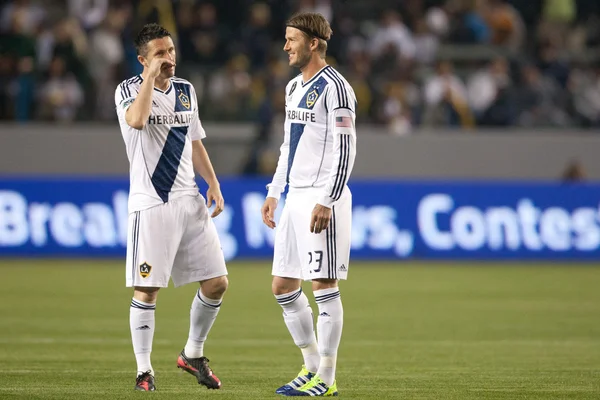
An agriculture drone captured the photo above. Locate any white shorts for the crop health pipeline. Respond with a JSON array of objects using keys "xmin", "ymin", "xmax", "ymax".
[
  {"xmin": 126, "ymin": 194, "xmax": 227, "ymax": 288},
  {"xmin": 272, "ymin": 187, "xmax": 352, "ymax": 281}
]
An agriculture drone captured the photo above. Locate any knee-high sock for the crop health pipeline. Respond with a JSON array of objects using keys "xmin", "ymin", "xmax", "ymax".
[
  {"xmin": 314, "ymin": 288, "xmax": 343, "ymax": 386},
  {"xmin": 275, "ymin": 288, "xmax": 320, "ymax": 373}
]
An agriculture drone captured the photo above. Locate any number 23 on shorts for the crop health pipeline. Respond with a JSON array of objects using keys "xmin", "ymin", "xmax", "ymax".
[{"xmin": 308, "ymin": 250, "xmax": 323, "ymax": 273}]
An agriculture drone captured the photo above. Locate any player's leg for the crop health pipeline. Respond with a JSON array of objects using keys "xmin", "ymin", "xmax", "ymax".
[
  {"xmin": 272, "ymin": 202, "xmax": 320, "ymax": 394},
  {"xmin": 125, "ymin": 206, "xmax": 179, "ymax": 391},
  {"xmin": 286, "ymin": 190, "xmax": 352, "ymax": 396},
  {"xmin": 172, "ymin": 195, "xmax": 228, "ymax": 389},
  {"xmin": 131, "ymin": 286, "xmax": 159, "ymax": 391}
]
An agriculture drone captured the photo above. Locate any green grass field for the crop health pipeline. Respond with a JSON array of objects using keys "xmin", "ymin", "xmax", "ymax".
[{"xmin": 0, "ymin": 260, "xmax": 599, "ymax": 399}]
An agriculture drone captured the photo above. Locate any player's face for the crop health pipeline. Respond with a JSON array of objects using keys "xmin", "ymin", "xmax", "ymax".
[
  {"xmin": 284, "ymin": 27, "xmax": 312, "ymax": 69},
  {"xmin": 145, "ymin": 36, "xmax": 177, "ymax": 78}
]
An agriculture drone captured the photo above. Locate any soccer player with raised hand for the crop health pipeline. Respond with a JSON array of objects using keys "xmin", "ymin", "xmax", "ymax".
[{"xmin": 115, "ymin": 23, "xmax": 227, "ymax": 392}]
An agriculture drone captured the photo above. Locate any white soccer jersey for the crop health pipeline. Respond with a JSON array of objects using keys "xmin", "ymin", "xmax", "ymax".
[
  {"xmin": 267, "ymin": 65, "xmax": 357, "ymax": 207},
  {"xmin": 115, "ymin": 75, "xmax": 205, "ymax": 213}
]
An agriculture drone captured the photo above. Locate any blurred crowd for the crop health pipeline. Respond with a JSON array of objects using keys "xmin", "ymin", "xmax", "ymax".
[{"xmin": 1, "ymin": 0, "xmax": 600, "ymax": 134}]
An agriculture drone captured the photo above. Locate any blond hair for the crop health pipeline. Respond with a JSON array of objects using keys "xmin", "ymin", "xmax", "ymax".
[{"xmin": 286, "ymin": 12, "xmax": 332, "ymax": 57}]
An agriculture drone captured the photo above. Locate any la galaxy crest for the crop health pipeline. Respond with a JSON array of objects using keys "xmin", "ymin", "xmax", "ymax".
[
  {"xmin": 178, "ymin": 90, "xmax": 190, "ymax": 109},
  {"xmin": 306, "ymin": 89, "xmax": 319, "ymax": 108},
  {"xmin": 139, "ymin": 262, "xmax": 152, "ymax": 278}
]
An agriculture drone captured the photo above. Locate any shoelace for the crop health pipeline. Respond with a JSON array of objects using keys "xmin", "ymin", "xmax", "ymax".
[{"xmin": 136, "ymin": 371, "xmax": 152, "ymax": 384}]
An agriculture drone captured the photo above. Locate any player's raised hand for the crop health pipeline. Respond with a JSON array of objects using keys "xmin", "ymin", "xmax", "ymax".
[
  {"xmin": 206, "ymin": 185, "xmax": 224, "ymax": 218},
  {"xmin": 148, "ymin": 57, "xmax": 175, "ymax": 79},
  {"xmin": 310, "ymin": 204, "xmax": 332, "ymax": 234},
  {"xmin": 261, "ymin": 197, "xmax": 278, "ymax": 229}
]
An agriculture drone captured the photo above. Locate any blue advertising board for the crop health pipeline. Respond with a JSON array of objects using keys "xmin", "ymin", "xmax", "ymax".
[{"xmin": 0, "ymin": 177, "xmax": 599, "ymax": 260}]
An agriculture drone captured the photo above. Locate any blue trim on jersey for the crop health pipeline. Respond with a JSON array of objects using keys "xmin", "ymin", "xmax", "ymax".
[
  {"xmin": 153, "ymin": 80, "xmax": 172, "ymax": 94},
  {"xmin": 163, "ymin": 81, "xmax": 173, "ymax": 95},
  {"xmin": 136, "ymin": 74, "xmax": 173, "ymax": 94},
  {"xmin": 120, "ymin": 76, "xmax": 142, "ymax": 102},
  {"xmin": 151, "ymin": 126, "xmax": 189, "ymax": 202},
  {"xmin": 287, "ymin": 123, "xmax": 306, "ymax": 183},
  {"xmin": 324, "ymin": 67, "xmax": 349, "ymax": 109},
  {"xmin": 173, "ymin": 81, "xmax": 192, "ymax": 112},
  {"xmin": 330, "ymin": 206, "xmax": 337, "ymax": 279},
  {"xmin": 331, "ymin": 134, "xmax": 350, "ymax": 200},
  {"xmin": 297, "ymin": 76, "xmax": 328, "ymax": 110}
]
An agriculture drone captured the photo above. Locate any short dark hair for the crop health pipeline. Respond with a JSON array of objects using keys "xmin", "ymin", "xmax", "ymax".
[{"xmin": 134, "ymin": 23, "xmax": 171, "ymax": 56}]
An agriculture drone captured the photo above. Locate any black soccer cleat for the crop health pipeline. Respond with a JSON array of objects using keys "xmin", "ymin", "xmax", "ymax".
[
  {"xmin": 177, "ymin": 350, "xmax": 222, "ymax": 389},
  {"xmin": 134, "ymin": 371, "xmax": 156, "ymax": 391}
]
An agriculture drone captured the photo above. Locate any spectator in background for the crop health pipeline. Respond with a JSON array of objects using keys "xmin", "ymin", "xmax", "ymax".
[
  {"xmin": 422, "ymin": 60, "xmax": 473, "ymax": 127},
  {"xmin": 68, "ymin": 0, "xmax": 109, "ymax": 32},
  {"xmin": 482, "ymin": 0, "xmax": 525, "ymax": 51},
  {"xmin": 369, "ymin": 10, "xmax": 416, "ymax": 67},
  {"xmin": 537, "ymin": 37, "xmax": 571, "ymax": 89},
  {"xmin": 3, "ymin": 5, "xmax": 38, "ymax": 121},
  {"xmin": 0, "ymin": 55, "xmax": 13, "ymax": 119},
  {"xmin": 37, "ymin": 56, "xmax": 84, "ymax": 122},
  {"xmin": 561, "ymin": 160, "xmax": 586, "ymax": 182},
  {"xmin": 447, "ymin": 0, "xmax": 490, "ymax": 44},
  {"xmin": 345, "ymin": 42, "xmax": 373, "ymax": 121},
  {"xmin": 425, "ymin": 4, "xmax": 450, "ymax": 38},
  {"xmin": 175, "ymin": 1, "xmax": 226, "ymax": 69},
  {"xmin": 192, "ymin": 2, "xmax": 227, "ymax": 68},
  {"xmin": 539, "ymin": 0, "xmax": 576, "ymax": 49},
  {"xmin": 413, "ymin": 16, "xmax": 440, "ymax": 65},
  {"xmin": 467, "ymin": 57, "xmax": 514, "ymax": 125},
  {"xmin": 242, "ymin": 2, "xmax": 272, "ymax": 71},
  {"xmin": 51, "ymin": 17, "xmax": 92, "ymax": 118},
  {"xmin": 569, "ymin": 63, "xmax": 600, "ymax": 127},
  {"xmin": 88, "ymin": 6, "xmax": 128, "ymax": 120},
  {"xmin": 206, "ymin": 54, "xmax": 253, "ymax": 120},
  {"xmin": 515, "ymin": 63, "xmax": 570, "ymax": 127},
  {"xmin": 8, "ymin": 56, "xmax": 35, "ymax": 121},
  {"xmin": 4, "ymin": 6, "xmax": 37, "ymax": 60},
  {"xmin": 380, "ymin": 81, "xmax": 414, "ymax": 136},
  {"xmin": 136, "ymin": 0, "xmax": 177, "ymax": 44},
  {"xmin": 0, "ymin": 0, "xmax": 45, "ymax": 35},
  {"xmin": 297, "ymin": 0, "xmax": 333, "ymax": 22},
  {"xmin": 0, "ymin": 0, "xmax": 599, "ymax": 129}
]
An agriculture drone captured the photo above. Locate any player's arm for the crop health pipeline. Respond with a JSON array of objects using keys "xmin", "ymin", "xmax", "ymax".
[
  {"xmin": 192, "ymin": 139, "xmax": 224, "ymax": 218},
  {"xmin": 125, "ymin": 58, "xmax": 174, "ymax": 129},
  {"xmin": 261, "ymin": 129, "xmax": 290, "ymax": 229},
  {"xmin": 261, "ymin": 84, "xmax": 292, "ymax": 229},
  {"xmin": 318, "ymin": 108, "xmax": 356, "ymax": 208},
  {"xmin": 310, "ymin": 84, "xmax": 357, "ymax": 234},
  {"xmin": 188, "ymin": 86, "xmax": 223, "ymax": 218}
]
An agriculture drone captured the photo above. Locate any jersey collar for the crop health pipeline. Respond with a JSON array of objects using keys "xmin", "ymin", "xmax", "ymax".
[
  {"xmin": 139, "ymin": 74, "xmax": 173, "ymax": 95},
  {"xmin": 301, "ymin": 65, "xmax": 328, "ymax": 87}
]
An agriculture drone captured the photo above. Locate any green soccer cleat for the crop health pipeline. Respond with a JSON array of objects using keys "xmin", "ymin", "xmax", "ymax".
[
  {"xmin": 283, "ymin": 375, "xmax": 338, "ymax": 397},
  {"xmin": 275, "ymin": 365, "xmax": 315, "ymax": 394}
]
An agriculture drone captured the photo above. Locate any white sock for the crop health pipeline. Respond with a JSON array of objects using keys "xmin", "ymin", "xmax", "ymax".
[
  {"xmin": 130, "ymin": 298, "xmax": 156, "ymax": 376},
  {"xmin": 314, "ymin": 288, "xmax": 343, "ymax": 386},
  {"xmin": 275, "ymin": 288, "xmax": 320, "ymax": 373},
  {"xmin": 184, "ymin": 289, "xmax": 222, "ymax": 358}
]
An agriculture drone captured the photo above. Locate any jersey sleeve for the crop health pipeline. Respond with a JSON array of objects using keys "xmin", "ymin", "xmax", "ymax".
[
  {"xmin": 188, "ymin": 85, "xmax": 206, "ymax": 141},
  {"xmin": 318, "ymin": 91, "xmax": 357, "ymax": 207},
  {"xmin": 266, "ymin": 129, "xmax": 290, "ymax": 200},
  {"xmin": 114, "ymin": 80, "xmax": 137, "ymax": 118},
  {"xmin": 324, "ymin": 77, "xmax": 356, "ymax": 113},
  {"xmin": 266, "ymin": 84, "xmax": 293, "ymax": 200}
]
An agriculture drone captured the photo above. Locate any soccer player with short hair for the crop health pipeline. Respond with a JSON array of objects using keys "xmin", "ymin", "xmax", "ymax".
[
  {"xmin": 115, "ymin": 23, "xmax": 227, "ymax": 392},
  {"xmin": 261, "ymin": 12, "xmax": 357, "ymax": 397}
]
